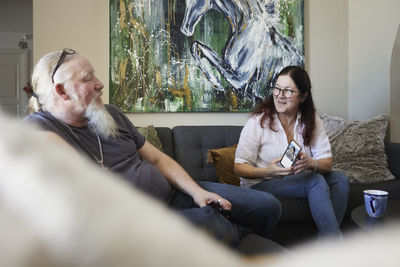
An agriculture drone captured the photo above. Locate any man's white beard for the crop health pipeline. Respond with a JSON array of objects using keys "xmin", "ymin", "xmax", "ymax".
[{"xmin": 84, "ymin": 98, "xmax": 119, "ymax": 139}]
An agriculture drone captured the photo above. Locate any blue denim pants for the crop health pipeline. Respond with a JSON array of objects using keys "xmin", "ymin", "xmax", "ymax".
[
  {"xmin": 251, "ymin": 170, "xmax": 349, "ymax": 236},
  {"xmin": 168, "ymin": 181, "xmax": 281, "ymax": 246}
]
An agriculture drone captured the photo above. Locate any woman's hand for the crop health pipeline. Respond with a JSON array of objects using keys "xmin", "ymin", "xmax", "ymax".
[
  {"xmin": 265, "ymin": 158, "xmax": 295, "ymax": 178},
  {"xmin": 293, "ymin": 152, "xmax": 313, "ymax": 174}
]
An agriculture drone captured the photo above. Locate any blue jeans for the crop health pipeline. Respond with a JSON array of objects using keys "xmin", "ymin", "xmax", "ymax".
[
  {"xmin": 251, "ymin": 170, "xmax": 349, "ymax": 236},
  {"xmin": 168, "ymin": 181, "xmax": 281, "ymax": 246}
]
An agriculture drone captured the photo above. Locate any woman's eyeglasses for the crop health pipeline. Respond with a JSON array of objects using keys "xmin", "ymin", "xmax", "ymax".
[
  {"xmin": 272, "ymin": 87, "xmax": 296, "ymax": 98},
  {"xmin": 51, "ymin": 48, "xmax": 76, "ymax": 83}
]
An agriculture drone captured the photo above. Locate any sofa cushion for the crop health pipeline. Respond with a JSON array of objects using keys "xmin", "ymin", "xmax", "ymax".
[
  {"xmin": 137, "ymin": 125, "xmax": 164, "ymax": 151},
  {"xmin": 324, "ymin": 114, "xmax": 395, "ymax": 183},
  {"xmin": 172, "ymin": 126, "xmax": 243, "ymax": 182},
  {"xmin": 208, "ymin": 144, "xmax": 240, "ymax": 186}
]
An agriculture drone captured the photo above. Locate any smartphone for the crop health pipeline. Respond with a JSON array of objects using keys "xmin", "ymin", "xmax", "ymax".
[{"xmin": 280, "ymin": 140, "xmax": 301, "ymax": 168}]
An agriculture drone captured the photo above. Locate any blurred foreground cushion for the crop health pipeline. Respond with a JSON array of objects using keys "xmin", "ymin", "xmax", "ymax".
[{"xmin": 0, "ymin": 111, "xmax": 243, "ymax": 267}]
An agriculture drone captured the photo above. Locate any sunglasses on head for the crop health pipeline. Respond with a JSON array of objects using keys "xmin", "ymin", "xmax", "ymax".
[{"xmin": 51, "ymin": 48, "xmax": 76, "ymax": 83}]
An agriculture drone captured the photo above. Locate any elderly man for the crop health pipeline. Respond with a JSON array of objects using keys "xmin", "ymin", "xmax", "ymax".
[{"xmin": 25, "ymin": 49, "xmax": 281, "ymax": 246}]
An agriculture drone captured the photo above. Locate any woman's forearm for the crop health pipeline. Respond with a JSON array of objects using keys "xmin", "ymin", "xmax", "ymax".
[
  {"xmin": 312, "ymin": 157, "xmax": 332, "ymax": 174},
  {"xmin": 234, "ymin": 162, "xmax": 269, "ymax": 179}
]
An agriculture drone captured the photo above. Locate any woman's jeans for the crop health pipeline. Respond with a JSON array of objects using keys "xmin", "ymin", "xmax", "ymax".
[
  {"xmin": 251, "ymin": 170, "xmax": 349, "ymax": 236},
  {"xmin": 168, "ymin": 182, "xmax": 282, "ymax": 246}
]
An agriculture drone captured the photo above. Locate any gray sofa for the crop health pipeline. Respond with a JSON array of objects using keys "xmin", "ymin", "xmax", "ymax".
[{"xmin": 154, "ymin": 125, "xmax": 400, "ymax": 246}]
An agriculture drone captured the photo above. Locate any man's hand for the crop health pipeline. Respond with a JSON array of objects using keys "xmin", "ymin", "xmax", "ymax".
[
  {"xmin": 139, "ymin": 141, "xmax": 232, "ymax": 209},
  {"xmin": 192, "ymin": 189, "xmax": 231, "ymax": 210}
]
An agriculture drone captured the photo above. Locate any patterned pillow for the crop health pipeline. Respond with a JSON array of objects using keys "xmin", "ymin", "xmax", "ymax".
[
  {"xmin": 137, "ymin": 125, "xmax": 164, "ymax": 152},
  {"xmin": 326, "ymin": 115, "xmax": 395, "ymax": 183},
  {"xmin": 320, "ymin": 113, "xmax": 349, "ymax": 139}
]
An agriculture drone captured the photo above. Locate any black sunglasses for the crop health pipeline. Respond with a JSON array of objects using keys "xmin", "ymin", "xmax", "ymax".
[{"xmin": 51, "ymin": 48, "xmax": 76, "ymax": 83}]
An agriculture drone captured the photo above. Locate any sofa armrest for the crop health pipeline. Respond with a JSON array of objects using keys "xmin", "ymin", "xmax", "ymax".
[{"xmin": 385, "ymin": 142, "xmax": 400, "ymax": 178}]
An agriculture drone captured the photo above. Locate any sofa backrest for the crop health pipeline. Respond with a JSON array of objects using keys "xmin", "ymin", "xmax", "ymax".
[
  {"xmin": 155, "ymin": 127, "xmax": 175, "ymax": 158},
  {"xmin": 385, "ymin": 142, "xmax": 400, "ymax": 178},
  {"xmin": 172, "ymin": 126, "xmax": 243, "ymax": 182}
]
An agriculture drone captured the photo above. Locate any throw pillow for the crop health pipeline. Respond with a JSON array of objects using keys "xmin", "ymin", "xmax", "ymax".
[
  {"xmin": 320, "ymin": 113, "xmax": 349, "ymax": 139},
  {"xmin": 208, "ymin": 145, "xmax": 240, "ymax": 186},
  {"xmin": 329, "ymin": 114, "xmax": 395, "ymax": 183},
  {"xmin": 137, "ymin": 125, "xmax": 164, "ymax": 152}
]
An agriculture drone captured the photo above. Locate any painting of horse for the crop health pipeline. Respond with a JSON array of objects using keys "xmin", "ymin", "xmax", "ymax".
[
  {"xmin": 109, "ymin": 0, "xmax": 304, "ymax": 112},
  {"xmin": 181, "ymin": 0, "xmax": 304, "ymax": 101}
]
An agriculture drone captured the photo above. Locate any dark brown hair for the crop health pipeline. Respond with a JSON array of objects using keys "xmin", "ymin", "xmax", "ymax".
[{"xmin": 253, "ymin": 66, "xmax": 316, "ymax": 146}]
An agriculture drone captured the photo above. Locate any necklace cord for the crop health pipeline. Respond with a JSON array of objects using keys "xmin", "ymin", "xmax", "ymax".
[{"xmin": 48, "ymin": 113, "xmax": 105, "ymax": 168}]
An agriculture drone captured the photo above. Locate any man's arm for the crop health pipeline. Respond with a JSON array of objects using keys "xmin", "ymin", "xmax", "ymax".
[{"xmin": 138, "ymin": 141, "xmax": 231, "ymax": 209}]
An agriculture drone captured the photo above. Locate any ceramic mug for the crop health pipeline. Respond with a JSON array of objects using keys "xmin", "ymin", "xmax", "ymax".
[{"xmin": 363, "ymin": 190, "xmax": 389, "ymax": 218}]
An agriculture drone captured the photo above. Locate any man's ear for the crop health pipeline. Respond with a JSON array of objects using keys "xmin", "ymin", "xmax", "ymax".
[{"xmin": 54, "ymin": 84, "xmax": 69, "ymax": 101}]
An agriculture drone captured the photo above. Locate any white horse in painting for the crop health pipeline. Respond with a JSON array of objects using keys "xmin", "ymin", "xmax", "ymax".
[{"xmin": 180, "ymin": 0, "xmax": 303, "ymax": 99}]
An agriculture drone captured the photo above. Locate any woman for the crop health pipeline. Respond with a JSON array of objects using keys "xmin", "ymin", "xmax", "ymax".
[{"xmin": 234, "ymin": 66, "xmax": 349, "ymax": 236}]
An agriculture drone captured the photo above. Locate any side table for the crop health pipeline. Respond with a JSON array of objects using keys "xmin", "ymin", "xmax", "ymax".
[{"xmin": 351, "ymin": 200, "xmax": 400, "ymax": 230}]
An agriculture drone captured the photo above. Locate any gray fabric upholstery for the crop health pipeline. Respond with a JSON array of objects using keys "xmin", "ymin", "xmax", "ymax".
[
  {"xmin": 173, "ymin": 126, "xmax": 242, "ymax": 182},
  {"xmin": 386, "ymin": 142, "xmax": 400, "ymax": 178},
  {"xmin": 155, "ymin": 127, "xmax": 174, "ymax": 158}
]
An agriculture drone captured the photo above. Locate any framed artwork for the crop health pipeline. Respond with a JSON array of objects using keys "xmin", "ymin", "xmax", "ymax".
[{"xmin": 110, "ymin": 0, "xmax": 304, "ymax": 112}]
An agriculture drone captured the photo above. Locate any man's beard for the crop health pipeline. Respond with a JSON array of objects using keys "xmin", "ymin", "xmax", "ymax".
[{"xmin": 84, "ymin": 97, "xmax": 119, "ymax": 139}]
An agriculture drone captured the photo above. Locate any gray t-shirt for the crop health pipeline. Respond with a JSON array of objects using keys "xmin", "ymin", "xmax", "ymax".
[{"xmin": 25, "ymin": 105, "xmax": 173, "ymax": 202}]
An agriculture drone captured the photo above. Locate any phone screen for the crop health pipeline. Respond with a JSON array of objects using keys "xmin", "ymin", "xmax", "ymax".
[{"xmin": 280, "ymin": 140, "xmax": 301, "ymax": 168}]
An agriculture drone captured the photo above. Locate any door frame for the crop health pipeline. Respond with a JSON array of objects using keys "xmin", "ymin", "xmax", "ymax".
[{"xmin": 0, "ymin": 48, "xmax": 29, "ymax": 117}]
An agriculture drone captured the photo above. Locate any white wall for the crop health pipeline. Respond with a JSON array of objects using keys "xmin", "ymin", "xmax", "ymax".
[
  {"xmin": 306, "ymin": 0, "xmax": 348, "ymax": 119},
  {"xmin": 349, "ymin": 0, "xmax": 400, "ymax": 121},
  {"xmin": 33, "ymin": 0, "xmax": 108, "ymax": 98},
  {"xmin": 0, "ymin": 0, "xmax": 33, "ymax": 64},
  {"xmin": 0, "ymin": 0, "xmax": 33, "ymax": 49},
  {"xmin": 0, "ymin": 0, "xmax": 32, "ymax": 33},
  {"xmin": 390, "ymin": 26, "xmax": 400, "ymax": 143},
  {"xmin": 33, "ymin": 0, "xmax": 400, "ymax": 140}
]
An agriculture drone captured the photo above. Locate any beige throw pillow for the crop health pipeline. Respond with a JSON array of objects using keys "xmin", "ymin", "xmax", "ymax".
[{"xmin": 328, "ymin": 114, "xmax": 395, "ymax": 183}]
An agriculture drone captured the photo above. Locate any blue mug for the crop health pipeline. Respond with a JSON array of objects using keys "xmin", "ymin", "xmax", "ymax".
[{"xmin": 363, "ymin": 190, "xmax": 389, "ymax": 218}]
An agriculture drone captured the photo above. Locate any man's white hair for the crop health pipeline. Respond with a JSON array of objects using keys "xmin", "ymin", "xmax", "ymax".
[
  {"xmin": 29, "ymin": 50, "xmax": 78, "ymax": 113},
  {"xmin": 84, "ymin": 96, "xmax": 119, "ymax": 139}
]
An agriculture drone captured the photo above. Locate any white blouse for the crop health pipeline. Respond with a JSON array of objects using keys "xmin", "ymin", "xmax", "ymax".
[{"xmin": 235, "ymin": 113, "xmax": 332, "ymax": 188}]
